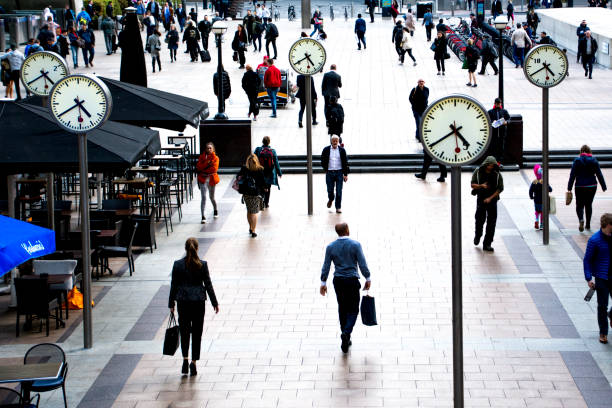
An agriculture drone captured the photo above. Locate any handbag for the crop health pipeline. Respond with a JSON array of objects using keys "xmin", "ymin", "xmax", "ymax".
[
  {"xmin": 231, "ymin": 175, "xmax": 242, "ymax": 191},
  {"xmin": 360, "ymin": 292, "xmax": 378, "ymax": 326},
  {"xmin": 565, "ymin": 190, "xmax": 573, "ymax": 205},
  {"xmin": 76, "ymin": 38, "xmax": 85, "ymax": 48},
  {"xmin": 549, "ymin": 195, "xmax": 557, "ymax": 215},
  {"xmin": 461, "ymin": 58, "xmax": 469, "ymax": 69},
  {"xmin": 430, "ymin": 42, "xmax": 436, "ymax": 51},
  {"xmin": 163, "ymin": 311, "xmax": 180, "ymax": 356},
  {"xmin": 444, "ymin": 52, "xmax": 451, "ymax": 60}
]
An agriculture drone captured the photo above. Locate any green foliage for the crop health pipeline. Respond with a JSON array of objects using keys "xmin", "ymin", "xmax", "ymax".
[{"xmin": 92, "ymin": 0, "xmax": 126, "ymax": 17}]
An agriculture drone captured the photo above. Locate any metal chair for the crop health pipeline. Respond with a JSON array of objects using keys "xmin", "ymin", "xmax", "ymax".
[
  {"xmin": 0, "ymin": 386, "xmax": 39, "ymax": 407},
  {"xmin": 14, "ymin": 278, "xmax": 61, "ymax": 337},
  {"xmin": 23, "ymin": 343, "xmax": 68, "ymax": 408},
  {"xmin": 32, "ymin": 260, "xmax": 77, "ymax": 320},
  {"xmin": 132, "ymin": 207, "xmax": 158, "ymax": 253},
  {"xmin": 99, "ymin": 222, "xmax": 139, "ymax": 276}
]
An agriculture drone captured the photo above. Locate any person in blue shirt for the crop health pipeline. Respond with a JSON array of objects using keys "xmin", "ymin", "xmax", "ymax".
[
  {"xmin": 422, "ymin": 8, "xmax": 433, "ymax": 41},
  {"xmin": 76, "ymin": 7, "xmax": 91, "ymax": 30},
  {"xmin": 320, "ymin": 223, "xmax": 371, "ymax": 353},
  {"xmin": 354, "ymin": 13, "xmax": 366, "ymax": 50},
  {"xmin": 583, "ymin": 213, "xmax": 612, "ymax": 344}
]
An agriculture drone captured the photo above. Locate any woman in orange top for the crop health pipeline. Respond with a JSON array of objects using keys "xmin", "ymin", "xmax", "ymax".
[{"xmin": 196, "ymin": 142, "xmax": 220, "ymax": 223}]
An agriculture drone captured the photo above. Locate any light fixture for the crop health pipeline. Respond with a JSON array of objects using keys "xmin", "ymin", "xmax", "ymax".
[
  {"xmin": 211, "ymin": 21, "xmax": 228, "ymax": 35},
  {"xmin": 493, "ymin": 15, "xmax": 508, "ymax": 30}
]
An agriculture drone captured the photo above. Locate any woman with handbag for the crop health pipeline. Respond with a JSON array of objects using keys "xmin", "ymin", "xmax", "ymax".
[
  {"xmin": 390, "ymin": 0, "xmax": 400, "ymax": 24},
  {"xmin": 232, "ymin": 24, "xmax": 248, "ymax": 69},
  {"xmin": 166, "ymin": 24, "xmax": 179, "ymax": 62},
  {"xmin": 196, "ymin": 142, "xmax": 220, "ymax": 224},
  {"xmin": 237, "ymin": 154, "xmax": 267, "ymax": 237},
  {"xmin": 169, "ymin": 237, "xmax": 219, "ymax": 376},
  {"xmin": 147, "ymin": 29, "xmax": 162, "ymax": 72},
  {"xmin": 567, "ymin": 145, "xmax": 607, "ymax": 231},
  {"xmin": 433, "ymin": 31, "xmax": 447, "ymax": 75}
]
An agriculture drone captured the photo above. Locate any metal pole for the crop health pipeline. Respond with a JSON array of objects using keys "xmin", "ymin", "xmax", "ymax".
[
  {"xmin": 451, "ymin": 0, "xmax": 455, "ymax": 16},
  {"xmin": 302, "ymin": 0, "xmax": 311, "ymax": 29},
  {"xmin": 498, "ymin": 29, "xmax": 504, "ymax": 104},
  {"xmin": 450, "ymin": 166, "xmax": 464, "ymax": 408},
  {"xmin": 305, "ymin": 75, "xmax": 313, "ymax": 216},
  {"xmin": 46, "ymin": 173, "xmax": 55, "ymax": 231},
  {"xmin": 78, "ymin": 133, "xmax": 93, "ymax": 349},
  {"xmin": 542, "ymin": 88, "xmax": 549, "ymax": 245},
  {"xmin": 214, "ymin": 33, "xmax": 228, "ymax": 120}
]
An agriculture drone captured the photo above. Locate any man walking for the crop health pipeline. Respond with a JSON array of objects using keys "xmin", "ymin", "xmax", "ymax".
[
  {"xmin": 296, "ymin": 73, "xmax": 318, "ymax": 128},
  {"xmin": 576, "ymin": 20, "xmax": 590, "ymax": 63},
  {"xmin": 488, "ymin": 98, "xmax": 510, "ymax": 164},
  {"xmin": 321, "ymin": 136, "xmax": 349, "ymax": 214},
  {"xmin": 198, "ymin": 15, "xmax": 211, "ymax": 51},
  {"xmin": 365, "ymin": 0, "xmax": 376, "ymax": 23},
  {"xmin": 409, "ymin": 79, "xmax": 428, "ymax": 141},
  {"xmin": 471, "ymin": 156, "xmax": 504, "ymax": 252},
  {"xmin": 263, "ymin": 58, "xmax": 281, "ymax": 118},
  {"xmin": 264, "ymin": 21, "xmax": 279, "ymax": 60},
  {"xmin": 478, "ymin": 34, "xmax": 499, "ymax": 75},
  {"xmin": 320, "ymin": 222, "xmax": 371, "ymax": 353},
  {"xmin": 579, "ymin": 30, "xmax": 597, "ymax": 79},
  {"xmin": 321, "ymin": 64, "xmax": 342, "ymax": 124},
  {"xmin": 491, "ymin": 0, "xmax": 503, "ymax": 18},
  {"xmin": 511, "ymin": 23, "xmax": 531, "ymax": 68},
  {"xmin": 355, "ymin": 13, "xmax": 366, "ymax": 50},
  {"xmin": 422, "ymin": 8, "xmax": 434, "ymax": 41}
]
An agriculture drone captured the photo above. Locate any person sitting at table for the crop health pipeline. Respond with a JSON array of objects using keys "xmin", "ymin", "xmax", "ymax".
[{"xmin": 196, "ymin": 142, "xmax": 220, "ymax": 224}]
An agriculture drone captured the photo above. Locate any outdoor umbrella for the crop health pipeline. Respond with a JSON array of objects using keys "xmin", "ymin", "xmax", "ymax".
[
  {"xmin": 0, "ymin": 215, "xmax": 55, "ymax": 277},
  {"xmin": 0, "ymin": 102, "xmax": 161, "ymax": 174}
]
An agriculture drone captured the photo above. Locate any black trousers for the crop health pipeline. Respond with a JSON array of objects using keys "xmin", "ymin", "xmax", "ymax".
[
  {"xmin": 595, "ymin": 277, "xmax": 612, "ymax": 335},
  {"xmin": 421, "ymin": 154, "xmax": 447, "ymax": 178},
  {"xmin": 263, "ymin": 183, "xmax": 271, "ymax": 206},
  {"xmin": 298, "ymin": 98, "xmax": 316, "ymax": 123},
  {"xmin": 177, "ymin": 300, "xmax": 205, "ymax": 360},
  {"xmin": 435, "ymin": 58, "xmax": 445, "ymax": 72},
  {"xmin": 237, "ymin": 48, "xmax": 245, "ymax": 65},
  {"xmin": 247, "ymin": 92, "xmax": 259, "ymax": 117},
  {"xmin": 368, "ymin": 6, "xmax": 375, "ymax": 22},
  {"xmin": 9, "ymin": 70, "xmax": 21, "ymax": 100},
  {"xmin": 475, "ymin": 200, "xmax": 498, "ymax": 247},
  {"xmin": 479, "ymin": 56, "xmax": 499, "ymax": 74},
  {"xmin": 332, "ymin": 277, "xmax": 361, "ymax": 335},
  {"xmin": 201, "ymin": 34, "xmax": 209, "ymax": 51},
  {"xmin": 356, "ymin": 31, "xmax": 366, "ymax": 48},
  {"xmin": 323, "ymin": 95, "xmax": 332, "ymax": 121},
  {"xmin": 582, "ymin": 54, "xmax": 594, "ymax": 77},
  {"xmin": 575, "ymin": 186, "xmax": 597, "ymax": 226},
  {"xmin": 265, "ymin": 38, "xmax": 277, "ymax": 59},
  {"xmin": 426, "ymin": 25, "xmax": 433, "ymax": 41}
]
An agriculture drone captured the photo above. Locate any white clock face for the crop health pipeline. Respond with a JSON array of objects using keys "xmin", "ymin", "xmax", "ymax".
[
  {"xmin": 420, "ymin": 95, "xmax": 491, "ymax": 166},
  {"xmin": 20, "ymin": 51, "xmax": 69, "ymax": 96},
  {"xmin": 288, "ymin": 38, "xmax": 327, "ymax": 75},
  {"xmin": 524, "ymin": 45, "xmax": 568, "ymax": 88},
  {"xmin": 49, "ymin": 75, "xmax": 112, "ymax": 133}
]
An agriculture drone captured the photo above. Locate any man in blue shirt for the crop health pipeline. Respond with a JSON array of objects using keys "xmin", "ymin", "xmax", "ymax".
[
  {"xmin": 354, "ymin": 13, "xmax": 366, "ymax": 50},
  {"xmin": 320, "ymin": 223, "xmax": 371, "ymax": 353},
  {"xmin": 422, "ymin": 8, "xmax": 434, "ymax": 41}
]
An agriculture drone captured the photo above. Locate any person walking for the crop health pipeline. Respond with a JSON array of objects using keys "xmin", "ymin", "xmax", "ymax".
[
  {"xmin": 296, "ymin": 73, "xmax": 318, "ymax": 127},
  {"xmin": 405, "ymin": 9, "xmax": 416, "ymax": 36},
  {"xmin": 263, "ymin": 58, "xmax": 281, "ymax": 117},
  {"xmin": 401, "ymin": 28, "xmax": 417, "ymax": 65},
  {"xmin": 527, "ymin": 7, "xmax": 540, "ymax": 36},
  {"xmin": 568, "ymin": 145, "xmax": 607, "ymax": 232},
  {"xmin": 465, "ymin": 38, "xmax": 480, "ymax": 87},
  {"xmin": 320, "ymin": 222, "xmax": 371, "ymax": 353},
  {"xmin": 327, "ymin": 96, "xmax": 344, "ymax": 138},
  {"xmin": 56, "ymin": 28, "xmax": 69, "ymax": 61},
  {"xmin": 264, "ymin": 21, "xmax": 278, "ymax": 60},
  {"xmin": 321, "ymin": 135, "xmax": 349, "ymax": 214},
  {"xmin": 354, "ymin": 13, "xmax": 366, "ymax": 50},
  {"xmin": 243, "ymin": 10, "xmax": 255, "ymax": 45},
  {"xmin": 583, "ymin": 213, "xmax": 612, "ymax": 344},
  {"xmin": 67, "ymin": 26, "xmax": 80, "ymax": 68},
  {"xmin": 422, "ymin": 8, "xmax": 434, "ymax": 41},
  {"xmin": 392, "ymin": 21, "xmax": 405, "ymax": 64},
  {"xmin": 0, "ymin": 44, "xmax": 25, "ymax": 100},
  {"xmin": 321, "ymin": 64, "xmax": 342, "ymax": 124},
  {"xmin": 167, "ymin": 24, "xmax": 179, "ymax": 62},
  {"xmin": 409, "ymin": 79, "xmax": 428, "ymax": 141},
  {"xmin": 196, "ymin": 142, "xmax": 220, "ymax": 223},
  {"xmin": 77, "ymin": 22, "xmax": 95, "ymax": 67},
  {"xmin": 471, "ymin": 156, "xmax": 504, "ymax": 252},
  {"xmin": 198, "ymin": 15, "xmax": 211, "ymax": 51},
  {"xmin": 147, "ymin": 29, "xmax": 162, "ymax": 72},
  {"xmin": 100, "ymin": 15, "xmax": 115, "ymax": 54},
  {"xmin": 478, "ymin": 34, "xmax": 499, "ymax": 75},
  {"xmin": 511, "ymin": 23, "xmax": 532, "ymax": 68},
  {"xmin": 433, "ymin": 31, "xmax": 447, "ymax": 74},
  {"xmin": 390, "ymin": 0, "xmax": 400, "ymax": 24},
  {"xmin": 488, "ymin": 98, "xmax": 510, "ymax": 164},
  {"xmin": 507, "ymin": 0, "xmax": 515, "ymax": 25},
  {"xmin": 529, "ymin": 164, "xmax": 553, "ymax": 230},
  {"xmin": 365, "ymin": 0, "xmax": 376, "ymax": 23},
  {"xmin": 169, "ymin": 237, "xmax": 219, "ymax": 377},
  {"xmin": 242, "ymin": 64, "xmax": 261, "ymax": 120},
  {"xmin": 64, "ymin": 4, "xmax": 75, "ymax": 30},
  {"xmin": 254, "ymin": 136, "xmax": 282, "ymax": 209},
  {"xmin": 579, "ymin": 31, "xmax": 597, "ymax": 79},
  {"xmin": 183, "ymin": 21, "xmax": 200, "ymax": 62},
  {"xmin": 576, "ymin": 20, "xmax": 590, "ymax": 63},
  {"xmin": 213, "ymin": 65, "xmax": 231, "ymax": 112},
  {"xmin": 491, "ymin": 0, "xmax": 502, "ymax": 18},
  {"xmin": 232, "ymin": 24, "xmax": 248, "ymax": 69},
  {"xmin": 252, "ymin": 17, "xmax": 263, "ymax": 52},
  {"xmin": 237, "ymin": 154, "xmax": 267, "ymax": 237}
]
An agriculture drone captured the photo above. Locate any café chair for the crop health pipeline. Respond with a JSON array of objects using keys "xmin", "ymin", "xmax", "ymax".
[
  {"xmin": 99, "ymin": 222, "xmax": 139, "ymax": 276},
  {"xmin": 32, "ymin": 260, "xmax": 77, "ymax": 320},
  {"xmin": 132, "ymin": 206, "xmax": 158, "ymax": 253},
  {"xmin": 14, "ymin": 278, "xmax": 61, "ymax": 337},
  {"xmin": 0, "ymin": 386, "xmax": 39, "ymax": 407},
  {"xmin": 23, "ymin": 343, "xmax": 68, "ymax": 408}
]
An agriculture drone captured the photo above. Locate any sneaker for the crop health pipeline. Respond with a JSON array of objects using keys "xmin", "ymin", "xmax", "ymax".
[
  {"xmin": 483, "ymin": 245, "xmax": 494, "ymax": 252},
  {"xmin": 327, "ymin": 199, "xmax": 333, "ymax": 208},
  {"xmin": 436, "ymin": 177, "xmax": 445, "ymax": 182},
  {"xmin": 579, "ymin": 221, "xmax": 584, "ymax": 232},
  {"xmin": 535, "ymin": 221, "xmax": 539, "ymax": 229},
  {"xmin": 474, "ymin": 235, "xmax": 481, "ymax": 245},
  {"xmin": 253, "ymin": 116, "xmax": 257, "ymax": 121},
  {"xmin": 181, "ymin": 360, "xmax": 189, "ymax": 374},
  {"xmin": 214, "ymin": 210, "xmax": 219, "ymax": 218},
  {"xmin": 415, "ymin": 173, "xmax": 425, "ymax": 180},
  {"xmin": 336, "ymin": 209, "xmax": 342, "ymax": 214},
  {"xmin": 299, "ymin": 122, "xmax": 303, "ymax": 128},
  {"xmin": 201, "ymin": 217, "xmax": 206, "ymax": 224},
  {"xmin": 340, "ymin": 333, "xmax": 350, "ymax": 353}
]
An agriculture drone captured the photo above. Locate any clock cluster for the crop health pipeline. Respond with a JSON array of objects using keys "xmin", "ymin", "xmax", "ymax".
[{"xmin": 20, "ymin": 51, "xmax": 69, "ymax": 96}]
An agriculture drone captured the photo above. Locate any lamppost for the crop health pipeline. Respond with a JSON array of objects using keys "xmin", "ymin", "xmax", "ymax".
[
  {"xmin": 212, "ymin": 21, "xmax": 228, "ymax": 120},
  {"xmin": 494, "ymin": 15, "xmax": 508, "ymax": 104}
]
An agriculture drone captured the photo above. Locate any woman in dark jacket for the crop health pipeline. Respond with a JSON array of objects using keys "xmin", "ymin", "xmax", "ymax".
[
  {"xmin": 254, "ymin": 136, "xmax": 282, "ymax": 208},
  {"xmin": 169, "ymin": 237, "xmax": 219, "ymax": 376},
  {"xmin": 568, "ymin": 145, "xmax": 607, "ymax": 231},
  {"xmin": 237, "ymin": 154, "xmax": 267, "ymax": 237},
  {"xmin": 465, "ymin": 38, "xmax": 480, "ymax": 87},
  {"xmin": 242, "ymin": 64, "xmax": 261, "ymax": 120},
  {"xmin": 433, "ymin": 31, "xmax": 447, "ymax": 75},
  {"xmin": 166, "ymin": 23, "xmax": 179, "ymax": 62},
  {"xmin": 232, "ymin": 24, "xmax": 248, "ymax": 69}
]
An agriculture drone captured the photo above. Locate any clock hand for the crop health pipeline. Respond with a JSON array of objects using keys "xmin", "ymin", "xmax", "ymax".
[
  {"xmin": 26, "ymin": 72, "xmax": 45, "ymax": 85},
  {"xmin": 529, "ymin": 65, "xmax": 547, "ymax": 76},
  {"xmin": 543, "ymin": 63, "xmax": 555, "ymax": 77},
  {"xmin": 75, "ymin": 99, "xmax": 92, "ymax": 118},
  {"xmin": 40, "ymin": 71, "xmax": 55, "ymax": 84},
  {"xmin": 455, "ymin": 130, "xmax": 471, "ymax": 149},
  {"xmin": 294, "ymin": 54, "xmax": 310, "ymax": 65},
  {"xmin": 57, "ymin": 103, "xmax": 79, "ymax": 118},
  {"xmin": 305, "ymin": 55, "xmax": 316, "ymax": 66},
  {"xmin": 429, "ymin": 128, "xmax": 459, "ymax": 148},
  {"xmin": 75, "ymin": 98, "xmax": 84, "ymax": 123}
]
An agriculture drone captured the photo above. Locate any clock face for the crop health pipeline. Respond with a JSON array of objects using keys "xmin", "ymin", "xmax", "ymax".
[
  {"xmin": 49, "ymin": 75, "xmax": 112, "ymax": 133},
  {"xmin": 420, "ymin": 95, "xmax": 491, "ymax": 166},
  {"xmin": 20, "ymin": 51, "xmax": 69, "ymax": 96},
  {"xmin": 524, "ymin": 45, "xmax": 568, "ymax": 88},
  {"xmin": 288, "ymin": 38, "xmax": 327, "ymax": 75}
]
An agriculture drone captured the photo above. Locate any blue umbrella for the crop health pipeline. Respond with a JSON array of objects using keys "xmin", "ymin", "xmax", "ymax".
[{"xmin": 0, "ymin": 215, "xmax": 56, "ymax": 277}]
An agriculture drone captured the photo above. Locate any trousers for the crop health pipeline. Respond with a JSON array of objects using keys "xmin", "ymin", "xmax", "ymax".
[
  {"xmin": 595, "ymin": 277, "xmax": 612, "ymax": 335},
  {"xmin": 356, "ymin": 31, "xmax": 366, "ymax": 48},
  {"xmin": 333, "ymin": 277, "xmax": 361, "ymax": 335},
  {"xmin": 475, "ymin": 200, "xmax": 498, "ymax": 247},
  {"xmin": 298, "ymin": 98, "xmax": 317, "ymax": 123},
  {"xmin": 198, "ymin": 180, "xmax": 217, "ymax": 217},
  {"xmin": 421, "ymin": 154, "xmax": 447, "ymax": 178},
  {"xmin": 247, "ymin": 92, "xmax": 259, "ymax": 117},
  {"xmin": 479, "ymin": 56, "xmax": 498, "ymax": 74},
  {"xmin": 575, "ymin": 186, "xmax": 597, "ymax": 226},
  {"xmin": 265, "ymin": 38, "xmax": 277, "ymax": 59},
  {"xmin": 177, "ymin": 300, "xmax": 205, "ymax": 360},
  {"xmin": 326, "ymin": 170, "xmax": 344, "ymax": 209}
]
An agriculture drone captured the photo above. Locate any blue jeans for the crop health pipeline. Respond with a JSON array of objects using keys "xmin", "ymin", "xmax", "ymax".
[
  {"xmin": 412, "ymin": 109, "xmax": 422, "ymax": 140},
  {"xmin": 70, "ymin": 45, "xmax": 79, "ymax": 66},
  {"xmin": 326, "ymin": 170, "xmax": 344, "ymax": 209},
  {"xmin": 595, "ymin": 277, "xmax": 612, "ymax": 335},
  {"xmin": 104, "ymin": 33, "xmax": 113, "ymax": 54},
  {"xmin": 513, "ymin": 45, "xmax": 525, "ymax": 67},
  {"xmin": 266, "ymin": 87, "xmax": 279, "ymax": 115},
  {"xmin": 82, "ymin": 44, "xmax": 94, "ymax": 65},
  {"xmin": 310, "ymin": 24, "xmax": 320, "ymax": 37}
]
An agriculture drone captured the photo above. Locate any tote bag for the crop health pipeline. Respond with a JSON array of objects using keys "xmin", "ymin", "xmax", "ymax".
[
  {"xmin": 360, "ymin": 293, "xmax": 378, "ymax": 326},
  {"xmin": 163, "ymin": 311, "xmax": 180, "ymax": 356}
]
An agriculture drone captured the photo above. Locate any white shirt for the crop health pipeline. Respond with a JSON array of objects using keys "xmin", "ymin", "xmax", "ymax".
[
  {"xmin": 328, "ymin": 146, "xmax": 342, "ymax": 171},
  {"xmin": 256, "ymin": 8, "xmax": 263, "ymax": 18},
  {"xmin": 262, "ymin": 8, "xmax": 271, "ymax": 18}
]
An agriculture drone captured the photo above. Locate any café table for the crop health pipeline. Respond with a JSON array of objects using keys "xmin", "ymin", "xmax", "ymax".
[
  {"xmin": 111, "ymin": 178, "xmax": 150, "ymax": 212},
  {"xmin": 152, "ymin": 155, "xmax": 187, "ymax": 203},
  {"xmin": 0, "ymin": 362, "xmax": 63, "ymax": 402}
]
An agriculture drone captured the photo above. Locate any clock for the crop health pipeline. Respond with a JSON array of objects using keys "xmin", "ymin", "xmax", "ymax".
[
  {"xmin": 420, "ymin": 95, "xmax": 491, "ymax": 166},
  {"xmin": 524, "ymin": 45, "xmax": 568, "ymax": 88},
  {"xmin": 49, "ymin": 74, "xmax": 112, "ymax": 133},
  {"xmin": 20, "ymin": 51, "xmax": 69, "ymax": 96},
  {"xmin": 288, "ymin": 38, "xmax": 327, "ymax": 75}
]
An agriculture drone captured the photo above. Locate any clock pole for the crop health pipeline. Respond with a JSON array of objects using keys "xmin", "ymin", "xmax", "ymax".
[
  {"xmin": 78, "ymin": 132, "xmax": 93, "ymax": 348},
  {"xmin": 305, "ymin": 74, "xmax": 313, "ymax": 215},
  {"xmin": 450, "ymin": 166, "xmax": 464, "ymax": 408},
  {"xmin": 542, "ymin": 88, "xmax": 550, "ymax": 245},
  {"xmin": 301, "ymin": 0, "xmax": 311, "ymax": 29}
]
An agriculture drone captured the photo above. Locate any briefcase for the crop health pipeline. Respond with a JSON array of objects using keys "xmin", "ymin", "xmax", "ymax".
[
  {"xmin": 163, "ymin": 311, "xmax": 180, "ymax": 356},
  {"xmin": 360, "ymin": 293, "xmax": 378, "ymax": 326}
]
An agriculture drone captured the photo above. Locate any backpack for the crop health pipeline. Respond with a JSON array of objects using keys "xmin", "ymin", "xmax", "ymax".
[
  {"xmin": 258, "ymin": 147, "xmax": 275, "ymax": 174},
  {"xmin": 238, "ymin": 172, "xmax": 258, "ymax": 195},
  {"xmin": 394, "ymin": 28, "xmax": 403, "ymax": 44},
  {"xmin": 489, "ymin": 42, "xmax": 498, "ymax": 58},
  {"xmin": 267, "ymin": 23, "xmax": 278, "ymax": 38}
]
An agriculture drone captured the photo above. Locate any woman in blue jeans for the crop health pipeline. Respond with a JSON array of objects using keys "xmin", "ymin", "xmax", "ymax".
[
  {"xmin": 67, "ymin": 26, "xmax": 80, "ymax": 68},
  {"xmin": 583, "ymin": 213, "xmax": 612, "ymax": 344}
]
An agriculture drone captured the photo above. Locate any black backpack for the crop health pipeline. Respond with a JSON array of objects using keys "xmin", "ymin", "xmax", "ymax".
[
  {"xmin": 394, "ymin": 28, "xmax": 403, "ymax": 44},
  {"xmin": 267, "ymin": 23, "xmax": 278, "ymax": 38},
  {"xmin": 238, "ymin": 172, "xmax": 257, "ymax": 195}
]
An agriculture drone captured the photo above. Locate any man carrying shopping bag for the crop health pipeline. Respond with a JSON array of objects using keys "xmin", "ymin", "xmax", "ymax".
[{"xmin": 320, "ymin": 222, "xmax": 371, "ymax": 353}]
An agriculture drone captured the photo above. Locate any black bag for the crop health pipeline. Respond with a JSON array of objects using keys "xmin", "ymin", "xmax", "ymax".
[
  {"xmin": 200, "ymin": 49, "xmax": 211, "ymax": 62},
  {"xmin": 162, "ymin": 311, "xmax": 180, "ymax": 356},
  {"xmin": 111, "ymin": 34, "xmax": 117, "ymax": 51},
  {"xmin": 360, "ymin": 293, "xmax": 378, "ymax": 326},
  {"xmin": 238, "ymin": 172, "xmax": 257, "ymax": 195},
  {"xmin": 232, "ymin": 51, "xmax": 238, "ymax": 61}
]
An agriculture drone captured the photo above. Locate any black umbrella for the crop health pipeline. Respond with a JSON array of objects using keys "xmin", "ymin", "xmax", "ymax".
[
  {"xmin": 119, "ymin": 9, "xmax": 147, "ymax": 87},
  {"xmin": 0, "ymin": 102, "xmax": 161, "ymax": 174}
]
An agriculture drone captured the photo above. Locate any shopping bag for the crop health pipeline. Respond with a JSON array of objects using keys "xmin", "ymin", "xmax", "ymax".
[
  {"xmin": 360, "ymin": 293, "xmax": 378, "ymax": 326},
  {"xmin": 461, "ymin": 58, "xmax": 469, "ymax": 69},
  {"xmin": 163, "ymin": 311, "xmax": 180, "ymax": 356},
  {"xmin": 565, "ymin": 191, "xmax": 573, "ymax": 206},
  {"xmin": 549, "ymin": 195, "xmax": 557, "ymax": 215},
  {"xmin": 63, "ymin": 286, "xmax": 95, "ymax": 310}
]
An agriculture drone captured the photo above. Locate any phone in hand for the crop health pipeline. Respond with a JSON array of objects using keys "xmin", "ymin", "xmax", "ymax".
[{"xmin": 585, "ymin": 288, "xmax": 596, "ymax": 302}]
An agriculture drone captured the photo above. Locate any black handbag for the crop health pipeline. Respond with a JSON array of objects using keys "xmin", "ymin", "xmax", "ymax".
[
  {"xmin": 360, "ymin": 293, "xmax": 378, "ymax": 326},
  {"xmin": 162, "ymin": 311, "xmax": 180, "ymax": 356}
]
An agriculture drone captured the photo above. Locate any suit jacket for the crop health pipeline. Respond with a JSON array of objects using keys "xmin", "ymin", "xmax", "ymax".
[
  {"xmin": 169, "ymin": 258, "xmax": 218, "ymax": 308},
  {"xmin": 321, "ymin": 70, "xmax": 342, "ymax": 98},
  {"xmin": 321, "ymin": 145, "xmax": 349, "ymax": 176},
  {"xmin": 579, "ymin": 37, "xmax": 598, "ymax": 57},
  {"xmin": 296, "ymin": 74, "xmax": 317, "ymax": 101}
]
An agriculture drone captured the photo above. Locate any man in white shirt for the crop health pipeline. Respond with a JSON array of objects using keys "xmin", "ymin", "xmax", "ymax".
[
  {"xmin": 261, "ymin": 5, "xmax": 270, "ymax": 27},
  {"xmin": 1, "ymin": 44, "xmax": 25, "ymax": 100},
  {"xmin": 511, "ymin": 23, "xmax": 532, "ymax": 68},
  {"xmin": 321, "ymin": 136, "xmax": 349, "ymax": 213}
]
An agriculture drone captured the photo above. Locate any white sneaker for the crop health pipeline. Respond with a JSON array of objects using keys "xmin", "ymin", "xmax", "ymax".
[{"xmin": 201, "ymin": 217, "xmax": 206, "ymax": 224}]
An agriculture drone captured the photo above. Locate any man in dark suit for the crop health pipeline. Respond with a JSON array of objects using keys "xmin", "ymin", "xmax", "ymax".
[
  {"xmin": 321, "ymin": 136, "xmax": 349, "ymax": 213},
  {"xmin": 296, "ymin": 74, "xmax": 318, "ymax": 128},
  {"xmin": 321, "ymin": 64, "xmax": 342, "ymax": 124},
  {"xmin": 147, "ymin": 0, "xmax": 161, "ymax": 23}
]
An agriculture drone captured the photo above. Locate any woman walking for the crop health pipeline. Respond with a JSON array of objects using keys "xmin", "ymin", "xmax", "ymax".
[
  {"xmin": 169, "ymin": 238, "xmax": 219, "ymax": 376},
  {"xmin": 147, "ymin": 29, "xmax": 162, "ymax": 72},
  {"xmin": 433, "ymin": 31, "xmax": 447, "ymax": 75},
  {"xmin": 390, "ymin": 0, "xmax": 400, "ymax": 24},
  {"xmin": 401, "ymin": 27, "xmax": 417, "ymax": 66},
  {"xmin": 232, "ymin": 24, "xmax": 248, "ymax": 69},
  {"xmin": 167, "ymin": 24, "xmax": 179, "ymax": 62},
  {"xmin": 237, "ymin": 154, "xmax": 267, "ymax": 237},
  {"xmin": 465, "ymin": 38, "xmax": 480, "ymax": 87},
  {"xmin": 405, "ymin": 9, "xmax": 416, "ymax": 37},
  {"xmin": 242, "ymin": 64, "xmax": 261, "ymax": 120},
  {"xmin": 68, "ymin": 26, "xmax": 80, "ymax": 68},
  {"xmin": 568, "ymin": 145, "xmax": 607, "ymax": 231},
  {"xmin": 254, "ymin": 136, "xmax": 282, "ymax": 208},
  {"xmin": 196, "ymin": 142, "xmax": 220, "ymax": 224}
]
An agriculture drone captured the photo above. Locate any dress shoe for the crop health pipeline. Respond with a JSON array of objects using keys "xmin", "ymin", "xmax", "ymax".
[
  {"xmin": 340, "ymin": 333, "xmax": 350, "ymax": 353},
  {"xmin": 415, "ymin": 173, "xmax": 425, "ymax": 180},
  {"xmin": 327, "ymin": 199, "xmax": 333, "ymax": 208},
  {"xmin": 579, "ymin": 221, "xmax": 584, "ymax": 232},
  {"xmin": 181, "ymin": 360, "xmax": 189, "ymax": 374},
  {"xmin": 312, "ymin": 121, "xmax": 318, "ymax": 125},
  {"xmin": 189, "ymin": 362, "xmax": 197, "ymax": 376},
  {"xmin": 436, "ymin": 177, "xmax": 445, "ymax": 182},
  {"xmin": 298, "ymin": 122, "xmax": 303, "ymax": 128},
  {"xmin": 474, "ymin": 236, "xmax": 481, "ymax": 245},
  {"xmin": 336, "ymin": 209, "xmax": 342, "ymax": 214},
  {"xmin": 483, "ymin": 245, "xmax": 494, "ymax": 252}
]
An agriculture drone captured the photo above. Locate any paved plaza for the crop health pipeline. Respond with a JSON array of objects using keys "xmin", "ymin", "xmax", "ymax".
[{"xmin": 2, "ymin": 6, "xmax": 612, "ymax": 408}]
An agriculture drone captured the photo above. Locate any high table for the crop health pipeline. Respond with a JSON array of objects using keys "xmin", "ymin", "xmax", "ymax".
[
  {"xmin": 111, "ymin": 178, "xmax": 150, "ymax": 212},
  {"xmin": 0, "ymin": 362, "xmax": 63, "ymax": 402}
]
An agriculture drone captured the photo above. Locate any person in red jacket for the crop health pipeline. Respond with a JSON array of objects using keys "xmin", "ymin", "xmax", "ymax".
[
  {"xmin": 263, "ymin": 58, "xmax": 281, "ymax": 118},
  {"xmin": 196, "ymin": 142, "xmax": 220, "ymax": 223}
]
